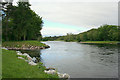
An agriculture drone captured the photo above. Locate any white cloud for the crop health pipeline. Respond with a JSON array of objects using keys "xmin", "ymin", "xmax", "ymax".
[
  {"xmin": 13, "ymin": 0, "xmax": 118, "ymax": 36},
  {"xmin": 41, "ymin": 27, "xmax": 80, "ymax": 37},
  {"xmin": 30, "ymin": 1, "xmax": 118, "ymax": 28}
]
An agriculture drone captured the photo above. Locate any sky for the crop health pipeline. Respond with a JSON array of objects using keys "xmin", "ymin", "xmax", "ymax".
[{"xmin": 12, "ymin": 0, "xmax": 119, "ymax": 37}]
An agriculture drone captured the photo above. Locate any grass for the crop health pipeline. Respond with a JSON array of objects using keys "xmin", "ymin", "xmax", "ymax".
[
  {"xmin": 80, "ymin": 41, "xmax": 119, "ymax": 44},
  {"xmin": 2, "ymin": 41, "xmax": 48, "ymax": 48},
  {"xmin": 2, "ymin": 49, "xmax": 59, "ymax": 79},
  {"xmin": 0, "ymin": 48, "xmax": 2, "ymax": 79}
]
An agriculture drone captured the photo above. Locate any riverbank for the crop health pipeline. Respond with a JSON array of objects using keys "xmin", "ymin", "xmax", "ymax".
[
  {"xmin": 80, "ymin": 41, "xmax": 119, "ymax": 44},
  {"xmin": 2, "ymin": 41, "xmax": 50, "ymax": 50},
  {"xmin": 2, "ymin": 49, "xmax": 58, "ymax": 79}
]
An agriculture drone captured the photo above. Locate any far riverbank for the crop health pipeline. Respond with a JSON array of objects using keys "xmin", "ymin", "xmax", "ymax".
[{"xmin": 79, "ymin": 41, "xmax": 119, "ymax": 44}]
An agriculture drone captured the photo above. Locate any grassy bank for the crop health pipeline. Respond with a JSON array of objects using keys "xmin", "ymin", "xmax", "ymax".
[
  {"xmin": 80, "ymin": 41, "xmax": 119, "ymax": 44},
  {"xmin": 2, "ymin": 49, "xmax": 58, "ymax": 79},
  {"xmin": 2, "ymin": 41, "xmax": 49, "ymax": 49},
  {"xmin": 0, "ymin": 49, "xmax": 2, "ymax": 80}
]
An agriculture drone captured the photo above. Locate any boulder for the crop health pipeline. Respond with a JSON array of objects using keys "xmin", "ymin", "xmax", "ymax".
[
  {"xmin": 17, "ymin": 52, "xmax": 23, "ymax": 55},
  {"xmin": 44, "ymin": 70, "xmax": 57, "ymax": 74},
  {"xmin": 2, "ymin": 47, "xmax": 8, "ymax": 50},
  {"xmin": 27, "ymin": 56, "xmax": 33, "ymax": 61},
  {"xmin": 32, "ymin": 57, "xmax": 37, "ymax": 63},
  {"xmin": 22, "ymin": 53, "xmax": 29, "ymax": 56},
  {"xmin": 63, "ymin": 73, "xmax": 70, "ymax": 79},
  {"xmin": 28, "ymin": 61, "xmax": 37, "ymax": 66},
  {"xmin": 57, "ymin": 72, "xmax": 70, "ymax": 79}
]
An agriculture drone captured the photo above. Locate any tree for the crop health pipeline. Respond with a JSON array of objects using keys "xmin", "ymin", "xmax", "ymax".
[{"xmin": 2, "ymin": 1, "xmax": 43, "ymax": 41}]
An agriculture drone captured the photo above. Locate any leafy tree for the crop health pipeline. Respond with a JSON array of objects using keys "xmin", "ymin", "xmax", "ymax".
[{"xmin": 2, "ymin": 1, "xmax": 43, "ymax": 41}]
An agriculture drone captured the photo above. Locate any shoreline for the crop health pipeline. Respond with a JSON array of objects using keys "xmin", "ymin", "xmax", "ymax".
[
  {"xmin": 44, "ymin": 40, "xmax": 120, "ymax": 45},
  {"xmin": 2, "ymin": 41, "xmax": 50, "ymax": 50},
  {"xmin": 2, "ymin": 49, "xmax": 59, "ymax": 78},
  {"xmin": 79, "ymin": 41, "xmax": 119, "ymax": 44},
  {"xmin": 2, "ymin": 41, "xmax": 70, "ymax": 79}
]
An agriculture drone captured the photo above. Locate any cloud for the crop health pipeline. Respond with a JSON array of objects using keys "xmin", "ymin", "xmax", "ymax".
[
  {"xmin": 41, "ymin": 27, "xmax": 80, "ymax": 37},
  {"xmin": 13, "ymin": 0, "xmax": 118, "ymax": 36},
  {"xmin": 30, "ymin": 1, "xmax": 118, "ymax": 28}
]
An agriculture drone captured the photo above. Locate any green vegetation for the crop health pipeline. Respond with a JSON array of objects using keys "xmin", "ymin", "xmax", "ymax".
[
  {"xmin": 2, "ymin": 2, "xmax": 43, "ymax": 41},
  {"xmin": 0, "ymin": 48, "xmax": 2, "ymax": 79},
  {"xmin": 80, "ymin": 41, "xmax": 119, "ymax": 44},
  {"xmin": 2, "ymin": 41, "xmax": 48, "ymax": 48},
  {"xmin": 42, "ymin": 25, "xmax": 120, "ymax": 43},
  {"xmin": 2, "ymin": 49, "xmax": 58, "ymax": 79}
]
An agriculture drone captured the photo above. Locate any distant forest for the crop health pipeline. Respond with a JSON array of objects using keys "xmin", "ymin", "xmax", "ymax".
[
  {"xmin": 2, "ymin": 2, "xmax": 43, "ymax": 41},
  {"xmin": 42, "ymin": 25, "xmax": 120, "ymax": 42}
]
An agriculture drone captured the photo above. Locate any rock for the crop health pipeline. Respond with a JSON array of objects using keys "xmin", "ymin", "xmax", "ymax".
[
  {"xmin": 16, "ymin": 51, "xmax": 23, "ymax": 55},
  {"xmin": 32, "ymin": 57, "xmax": 37, "ymax": 63},
  {"xmin": 46, "ymin": 68, "xmax": 55, "ymax": 71},
  {"xmin": 57, "ymin": 72, "xmax": 63, "ymax": 78},
  {"xmin": 57, "ymin": 72, "xmax": 70, "ymax": 79},
  {"xmin": 16, "ymin": 51, "xmax": 21, "ymax": 53},
  {"xmin": 2, "ymin": 47, "xmax": 8, "ymax": 50},
  {"xmin": 44, "ymin": 70, "xmax": 57, "ymax": 74},
  {"xmin": 63, "ymin": 73, "xmax": 70, "ymax": 79},
  {"xmin": 17, "ymin": 53, "xmax": 23, "ymax": 55},
  {"xmin": 28, "ymin": 61, "xmax": 37, "ymax": 66},
  {"xmin": 18, "ymin": 57, "xmax": 24, "ymax": 60},
  {"xmin": 22, "ymin": 53, "xmax": 29, "ymax": 56},
  {"xmin": 27, "ymin": 56, "xmax": 33, "ymax": 61}
]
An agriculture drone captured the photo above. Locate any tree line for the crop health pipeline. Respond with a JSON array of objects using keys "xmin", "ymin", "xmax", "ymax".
[
  {"xmin": 2, "ymin": 1, "xmax": 43, "ymax": 41},
  {"xmin": 42, "ymin": 25, "xmax": 120, "ymax": 42}
]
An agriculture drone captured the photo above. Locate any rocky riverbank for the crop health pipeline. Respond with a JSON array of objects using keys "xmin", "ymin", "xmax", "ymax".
[
  {"xmin": 2, "ymin": 46, "xmax": 70, "ymax": 79},
  {"xmin": 2, "ymin": 41, "xmax": 50, "ymax": 50},
  {"xmin": 5, "ymin": 45, "xmax": 50, "ymax": 50},
  {"xmin": 16, "ymin": 50, "xmax": 70, "ymax": 79}
]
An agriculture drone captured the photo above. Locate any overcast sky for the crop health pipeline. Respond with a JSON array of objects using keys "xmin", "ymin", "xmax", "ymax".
[{"xmin": 13, "ymin": 0, "xmax": 119, "ymax": 37}]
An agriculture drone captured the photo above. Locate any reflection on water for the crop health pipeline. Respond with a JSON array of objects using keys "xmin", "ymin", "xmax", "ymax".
[{"xmin": 40, "ymin": 41, "xmax": 118, "ymax": 78}]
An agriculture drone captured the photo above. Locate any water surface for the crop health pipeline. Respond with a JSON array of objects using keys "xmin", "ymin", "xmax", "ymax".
[{"xmin": 40, "ymin": 41, "xmax": 118, "ymax": 78}]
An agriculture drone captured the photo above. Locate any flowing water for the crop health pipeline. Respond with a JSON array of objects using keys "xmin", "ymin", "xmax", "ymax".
[{"xmin": 21, "ymin": 41, "xmax": 119, "ymax": 78}]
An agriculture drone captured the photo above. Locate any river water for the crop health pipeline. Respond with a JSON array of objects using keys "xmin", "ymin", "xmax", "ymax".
[
  {"xmin": 40, "ymin": 41, "xmax": 118, "ymax": 78},
  {"xmin": 21, "ymin": 41, "xmax": 119, "ymax": 78}
]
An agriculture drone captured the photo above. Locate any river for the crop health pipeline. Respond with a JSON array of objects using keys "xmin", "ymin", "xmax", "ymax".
[{"xmin": 21, "ymin": 41, "xmax": 119, "ymax": 78}]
